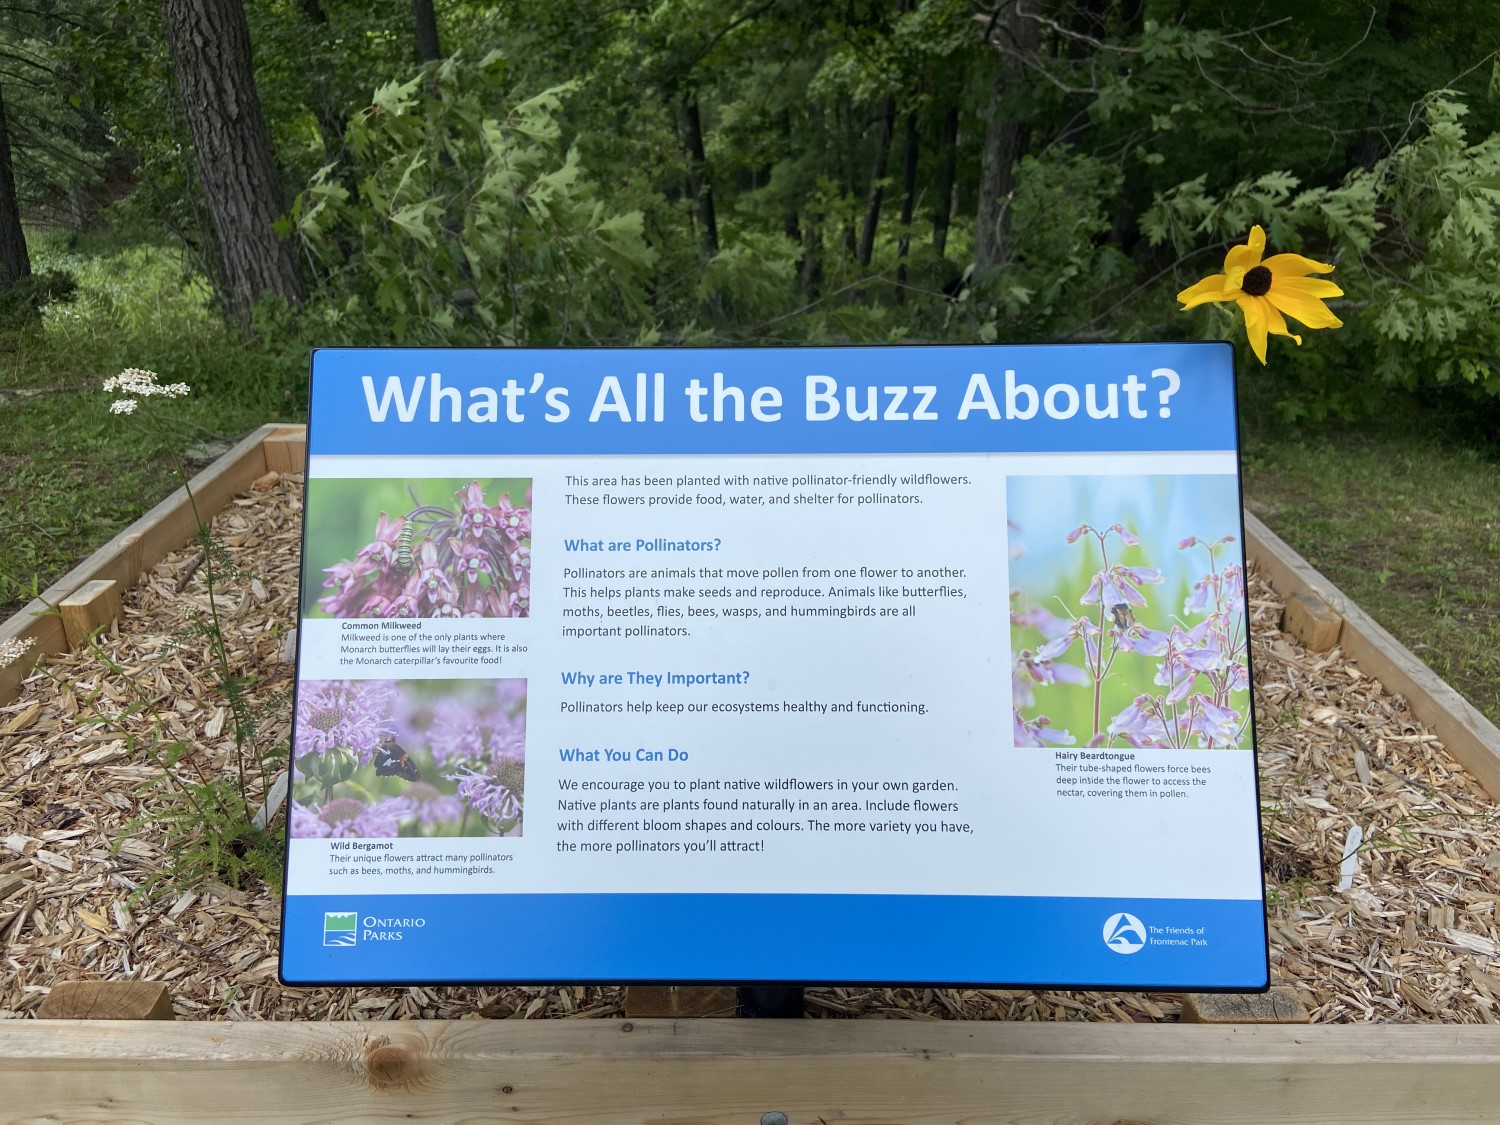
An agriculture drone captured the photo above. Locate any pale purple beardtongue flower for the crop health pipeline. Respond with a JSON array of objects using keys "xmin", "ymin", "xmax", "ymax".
[{"xmin": 1013, "ymin": 513, "xmax": 1250, "ymax": 751}]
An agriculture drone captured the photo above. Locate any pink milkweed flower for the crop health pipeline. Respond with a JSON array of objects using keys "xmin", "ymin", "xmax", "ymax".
[
  {"xmin": 458, "ymin": 481, "xmax": 498, "ymax": 538},
  {"xmin": 493, "ymin": 493, "xmax": 531, "ymax": 543},
  {"xmin": 414, "ymin": 541, "xmax": 454, "ymax": 602},
  {"xmin": 361, "ymin": 512, "xmax": 406, "ymax": 570},
  {"xmin": 386, "ymin": 592, "xmax": 420, "ymax": 618},
  {"xmin": 451, "ymin": 537, "xmax": 494, "ymax": 585}
]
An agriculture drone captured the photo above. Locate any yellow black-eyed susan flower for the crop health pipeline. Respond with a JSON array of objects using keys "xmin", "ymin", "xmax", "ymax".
[{"xmin": 1177, "ymin": 225, "xmax": 1343, "ymax": 365}]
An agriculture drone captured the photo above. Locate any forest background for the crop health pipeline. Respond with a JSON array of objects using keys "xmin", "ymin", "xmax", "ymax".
[{"xmin": 0, "ymin": 0, "xmax": 1497, "ymax": 721}]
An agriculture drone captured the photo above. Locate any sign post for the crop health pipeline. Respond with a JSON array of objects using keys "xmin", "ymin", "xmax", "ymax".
[{"xmin": 279, "ymin": 344, "xmax": 1268, "ymax": 991}]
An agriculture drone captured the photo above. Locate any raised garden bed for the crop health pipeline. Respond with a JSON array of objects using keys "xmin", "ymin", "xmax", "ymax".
[{"xmin": 3, "ymin": 425, "xmax": 1500, "ymax": 1117}]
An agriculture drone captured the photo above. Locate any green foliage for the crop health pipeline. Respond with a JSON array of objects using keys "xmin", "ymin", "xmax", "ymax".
[
  {"xmin": 1363, "ymin": 96, "xmax": 1500, "ymax": 397},
  {"xmin": 1147, "ymin": 93, "xmax": 1500, "ymax": 416},
  {"xmin": 0, "ymin": 232, "xmax": 304, "ymax": 614},
  {"xmin": 0, "ymin": 270, "xmax": 76, "ymax": 332},
  {"xmin": 963, "ymin": 147, "xmax": 1131, "ymax": 342},
  {"xmin": 25, "ymin": 232, "xmax": 309, "ymax": 411},
  {"xmin": 295, "ymin": 56, "xmax": 657, "ymax": 345}
]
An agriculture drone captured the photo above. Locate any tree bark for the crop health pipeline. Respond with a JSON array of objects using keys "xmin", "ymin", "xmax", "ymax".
[
  {"xmin": 682, "ymin": 96, "xmax": 719, "ymax": 259},
  {"xmin": 159, "ymin": 0, "xmax": 304, "ymax": 321},
  {"xmin": 412, "ymin": 0, "xmax": 443, "ymax": 63},
  {"xmin": 856, "ymin": 97, "xmax": 895, "ymax": 268},
  {"xmin": 974, "ymin": 2, "xmax": 1039, "ymax": 276},
  {"xmin": 895, "ymin": 109, "xmax": 919, "ymax": 300},
  {"xmin": 0, "ymin": 83, "xmax": 30, "ymax": 288},
  {"xmin": 931, "ymin": 106, "xmax": 958, "ymax": 258}
]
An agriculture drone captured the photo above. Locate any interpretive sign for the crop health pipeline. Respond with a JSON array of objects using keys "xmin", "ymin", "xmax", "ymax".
[{"xmin": 279, "ymin": 344, "xmax": 1268, "ymax": 989}]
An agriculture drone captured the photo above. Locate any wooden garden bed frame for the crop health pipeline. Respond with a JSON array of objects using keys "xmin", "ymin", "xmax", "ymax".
[
  {"xmin": 3, "ymin": 425, "xmax": 1500, "ymax": 1122},
  {"xmin": 3, "ymin": 1018, "xmax": 1500, "ymax": 1121},
  {"xmin": 0, "ymin": 423, "xmax": 306, "ymax": 707}
]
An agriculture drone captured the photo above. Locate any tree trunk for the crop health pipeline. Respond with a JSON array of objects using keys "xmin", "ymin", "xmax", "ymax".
[
  {"xmin": 159, "ymin": 0, "xmax": 304, "ymax": 321},
  {"xmin": 0, "ymin": 83, "xmax": 30, "ymax": 288},
  {"xmin": 412, "ymin": 0, "xmax": 443, "ymax": 63},
  {"xmin": 682, "ymin": 96, "xmax": 719, "ymax": 259},
  {"xmin": 856, "ymin": 97, "xmax": 895, "ymax": 268},
  {"xmin": 931, "ymin": 106, "xmax": 958, "ymax": 258},
  {"xmin": 800, "ymin": 218, "xmax": 822, "ymax": 298},
  {"xmin": 974, "ymin": 2, "xmax": 1039, "ymax": 276},
  {"xmin": 895, "ymin": 109, "xmax": 919, "ymax": 300}
]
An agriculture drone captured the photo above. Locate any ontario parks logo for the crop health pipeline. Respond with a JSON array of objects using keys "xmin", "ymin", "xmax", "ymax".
[
  {"xmin": 1102, "ymin": 912, "xmax": 1147, "ymax": 954},
  {"xmin": 323, "ymin": 911, "xmax": 357, "ymax": 947}
]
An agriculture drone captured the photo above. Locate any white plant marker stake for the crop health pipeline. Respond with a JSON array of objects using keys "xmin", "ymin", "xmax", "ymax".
[
  {"xmin": 253, "ymin": 770, "xmax": 290, "ymax": 830},
  {"xmin": 1337, "ymin": 824, "xmax": 1363, "ymax": 892}
]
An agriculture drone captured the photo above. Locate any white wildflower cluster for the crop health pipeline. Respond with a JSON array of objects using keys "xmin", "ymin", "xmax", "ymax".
[
  {"xmin": 103, "ymin": 367, "xmax": 191, "ymax": 415},
  {"xmin": 0, "ymin": 636, "xmax": 35, "ymax": 668}
]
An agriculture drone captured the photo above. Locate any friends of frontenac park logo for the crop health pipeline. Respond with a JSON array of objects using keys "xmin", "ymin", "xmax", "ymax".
[
  {"xmin": 1102, "ymin": 912, "xmax": 1147, "ymax": 955},
  {"xmin": 323, "ymin": 911, "xmax": 357, "ymax": 947}
]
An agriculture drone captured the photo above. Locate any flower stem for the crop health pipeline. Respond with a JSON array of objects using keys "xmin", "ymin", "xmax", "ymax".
[{"xmin": 176, "ymin": 456, "xmax": 252, "ymax": 825}]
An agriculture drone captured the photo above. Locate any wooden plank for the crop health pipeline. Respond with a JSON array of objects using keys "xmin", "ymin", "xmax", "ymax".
[
  {"xmin": 262, "ymin": 426, "xmax": 307, "ymax": 474},
  {"xmin": 1181, "ymin": 986, "xmax": 1309, "ymax": 1024},
  {"xmin": 1245, "ymin": 511, "xmax": 1500, "ymax": 799},
  {"xmin": 0, "ymin": 605, "xmax": 63, "ymax": 704},
  {"xmin": 0, "ymin": 424, "xmax": 284, "ymax": 706},
  {"xmin": 1282, "ymin": 590, "xmax": 1342, "ymax": 653},
  {"xmin": 2, "ymin": 1020, "xmax": 1499, "ymax": 1122},
  {"xmin": 58, "ymin": 580, "xmax": 123, "ymax": 647},
  {"xmin": 36, "ymin": 981, "xmax": 174, "ymax": 1021}
]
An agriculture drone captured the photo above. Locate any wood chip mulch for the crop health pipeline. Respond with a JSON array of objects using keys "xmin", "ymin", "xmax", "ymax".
[{"xmin": 1, "ymin": 472, "xmax": 1498, "ymax": 1023}]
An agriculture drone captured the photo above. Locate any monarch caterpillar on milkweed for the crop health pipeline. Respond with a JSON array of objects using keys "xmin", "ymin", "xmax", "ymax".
[{"xmin": 394, "ymin": 519, "xmax": 414, "ymax": 571}]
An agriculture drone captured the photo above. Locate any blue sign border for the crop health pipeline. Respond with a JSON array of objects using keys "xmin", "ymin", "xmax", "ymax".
[{"xmin": 281, "ymin": 342, "xmax": 1268, "ymax": 991}]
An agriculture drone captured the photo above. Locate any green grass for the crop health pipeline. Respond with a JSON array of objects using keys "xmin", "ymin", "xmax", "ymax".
[
  {"xmin": 0, "ymin": 230, "xmax": 308, "ymax": 613},
  {"xmin": 1240, "ymin": 411, "xmax": 1500, "ymax": 728}
]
